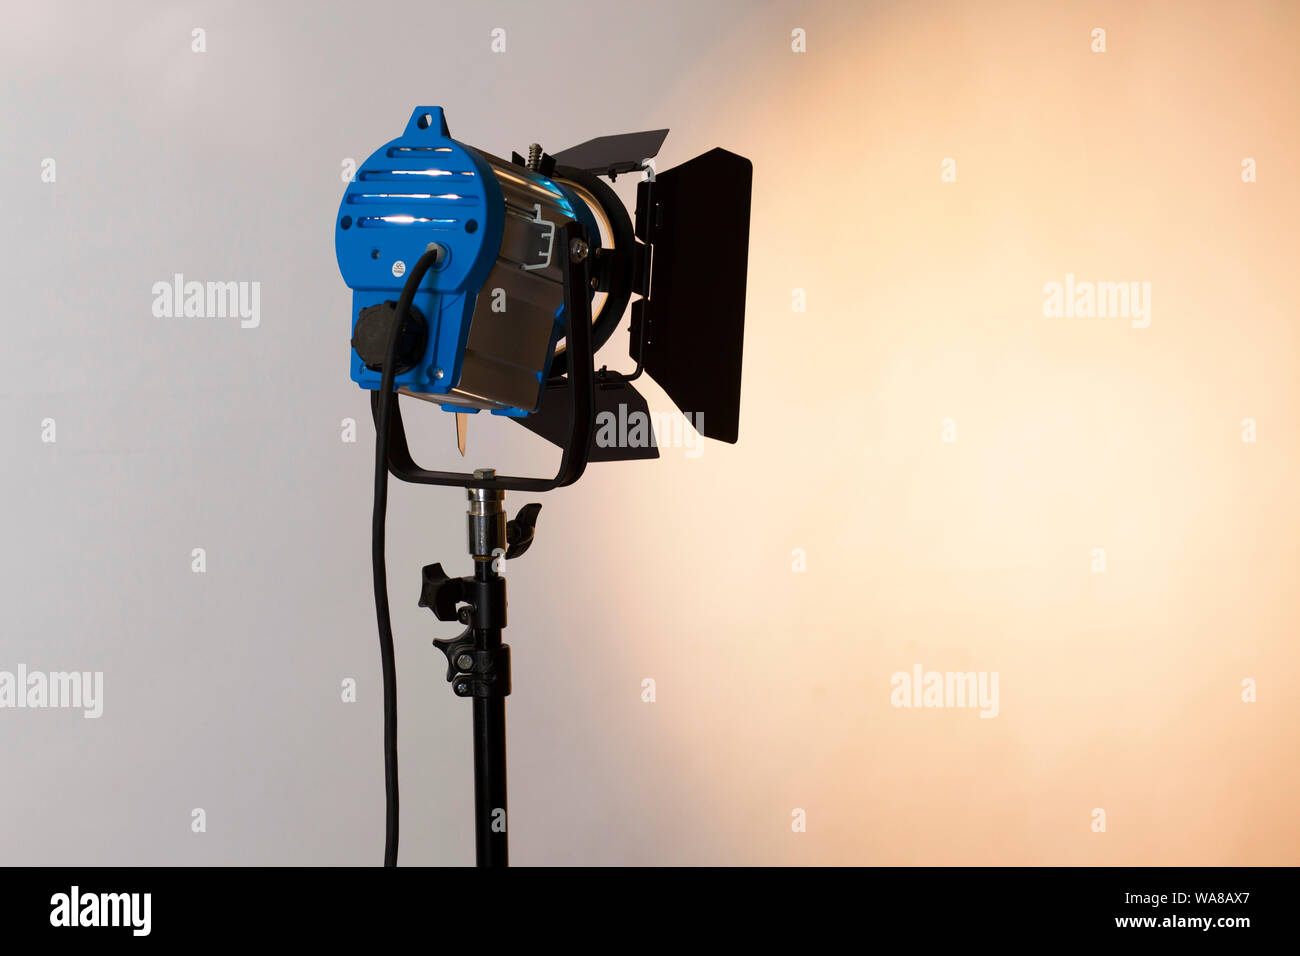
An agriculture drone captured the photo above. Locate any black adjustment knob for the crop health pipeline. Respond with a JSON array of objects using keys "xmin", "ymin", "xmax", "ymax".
[
  {"xmin": 352, "ymin": 300, "xmax": 428, "ymax": 374},
  {"xmin": 419, "ymin": 563, "xmax": 465, "ymax": 622},
  {"xmin": 433, "ymin": 629, "xmax": 474, "ymax": 683},
  {"xmin": 505, "ymin": 503, "xmax": 542, "ymax": 559}
]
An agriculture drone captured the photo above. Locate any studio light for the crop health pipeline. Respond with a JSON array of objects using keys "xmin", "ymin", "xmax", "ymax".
[{"xmin": 335, "ymin": 106, "xmax": 752, "ymax": 866}]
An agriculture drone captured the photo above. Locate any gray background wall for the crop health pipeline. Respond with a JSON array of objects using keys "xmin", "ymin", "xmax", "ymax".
[{"xmin": 4, "ymin": 0, "xmax": 1298, "ymax": 866}]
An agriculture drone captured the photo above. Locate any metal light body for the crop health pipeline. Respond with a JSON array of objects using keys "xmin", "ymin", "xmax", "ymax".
[
  {"xmin": 336, "ymin": 106, "xmax": 600, "ymax": 416},
  {"xmin": 337, "ymin": 105, "xmax": 754, "ymax": 448}
]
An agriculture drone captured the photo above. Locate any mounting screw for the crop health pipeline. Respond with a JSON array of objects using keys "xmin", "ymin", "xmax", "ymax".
[
  {"xmin": 456, "ymin": 653, "xmax": 474, "ymax": 671},
  {"xmin": 569, "ymin": 239, "xmax": 588, "ymax": 263},
  {"xmin": 434, "ymin": 367, "xmax": 445, "ymax": 380},
  {"xmin": 526, "ymin": 143, "xmax": 542, "ymax": 171},
  {"xmin": 589, "ymin": 276, "xmax": 600, "ymax": 290},
  {"xmin": 473, "ymin": 468, "xmax": 496, "ymax": 481},
  {"xmin": 454, "ymin": 681, "xmax": 469, "ymax": 695},
  {"xmin": 457, "ymin": 608, "xmax": 471, "ymax": 625}
]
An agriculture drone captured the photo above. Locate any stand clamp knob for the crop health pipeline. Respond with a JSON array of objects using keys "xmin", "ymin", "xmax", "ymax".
[
  {"xmin": 433, "ymin": 631, "xmax": 512, "ymax": 698},
  {"xmin": 418, "ymin": 563, "xmax": 466, "ymax": 622},
  {"xmin": 505, "ymin": 503, "xmax": 542, "ymax": 560}
]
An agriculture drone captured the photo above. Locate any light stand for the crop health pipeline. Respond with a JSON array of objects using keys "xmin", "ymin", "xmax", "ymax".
[{"xmin": 418, "ymin": 474, "xmax": 541, "ymax": 866}]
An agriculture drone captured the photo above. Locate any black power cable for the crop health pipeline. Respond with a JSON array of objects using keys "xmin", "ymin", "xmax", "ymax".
[{"xmin": 371, "ymin": 246, "xmax": 442, "ymax": 867}]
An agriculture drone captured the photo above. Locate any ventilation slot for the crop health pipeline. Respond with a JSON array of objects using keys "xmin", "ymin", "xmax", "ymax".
[
  {"xmin": 359, "ymin": 169, "xmax": 476, "ymax": 182},
  {"xmin": 387, "ymin": 146, "xmax": 454, "ymax": 155},
  {"xmin": 356, "ymin": 215, "xmax": 460, "ymax": 229}
]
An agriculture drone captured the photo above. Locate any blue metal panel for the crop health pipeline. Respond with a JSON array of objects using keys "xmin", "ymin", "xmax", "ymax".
[{"xmin": 336, "ymin": 107, "xmax": 505, "ymax": 399}]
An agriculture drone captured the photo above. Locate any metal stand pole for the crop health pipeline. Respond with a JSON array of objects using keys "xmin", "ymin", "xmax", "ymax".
[
  {"xmin": 466, "ymin": 478, "xmax": 508, "ymax": 867},
  {"xmin": 472, "ymin": 681, "xmax": 508, "ymax": 864}
]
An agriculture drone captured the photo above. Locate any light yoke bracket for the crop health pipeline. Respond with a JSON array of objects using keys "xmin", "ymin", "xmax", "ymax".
[{"xmin": 370, "ymin": 222, "xmax": 596, "ymax": 493}]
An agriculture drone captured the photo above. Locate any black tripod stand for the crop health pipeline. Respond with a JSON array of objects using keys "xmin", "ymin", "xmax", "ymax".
[{"xmin": 418, "ymin": 469, "xmax": 541, "ymax": 867}]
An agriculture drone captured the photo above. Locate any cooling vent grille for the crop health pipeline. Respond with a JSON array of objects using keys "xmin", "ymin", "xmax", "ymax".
[{"xmin": 347, "ymin": 152, "xmax": 480, "ymax": 230}]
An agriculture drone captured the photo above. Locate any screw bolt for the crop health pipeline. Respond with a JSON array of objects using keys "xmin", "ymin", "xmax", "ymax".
[
  {"xmin": 569, "ymin": 239, "xmax": 588, "ymax": 263},
  {"xmin": 456, "ymin": 653, "xmax": 474, "ymax": 671}
]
